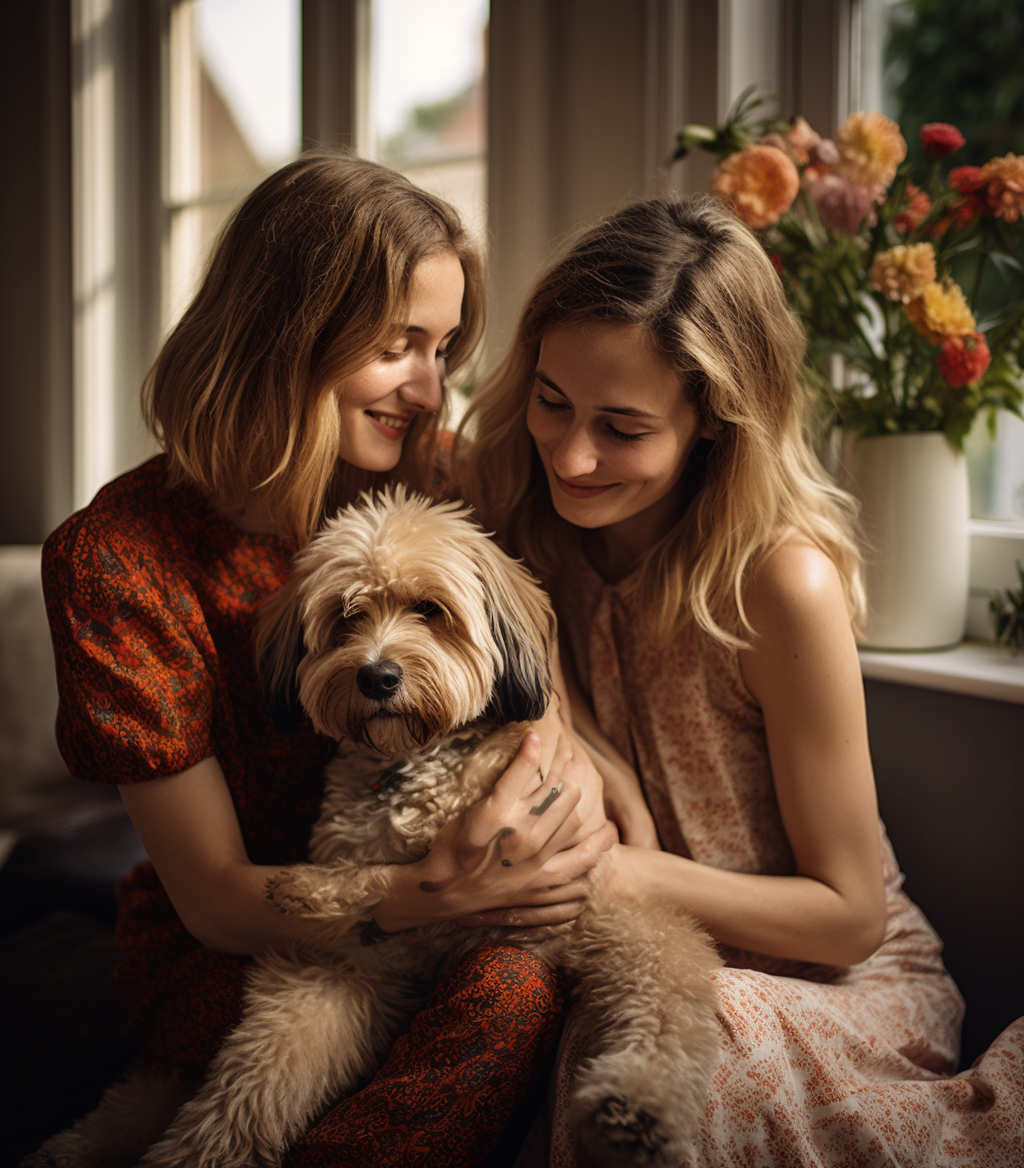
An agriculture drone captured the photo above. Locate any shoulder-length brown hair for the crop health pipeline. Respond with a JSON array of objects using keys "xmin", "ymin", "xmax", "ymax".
[
  {"xmin": 144, "ymin": 150, "xmax": 484, "ymax": 543},
  {"xmin": 455, "ymin": 194, "xmax": 863, "ymax": 647}
]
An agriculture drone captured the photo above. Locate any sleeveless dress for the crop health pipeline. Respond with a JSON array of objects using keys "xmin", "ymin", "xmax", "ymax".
[
  {"xmin": 41, "ymin": 455, "xmax": 564, "ymax": 1166},
  {"xmin": 539, "ymin": 555, "xmax": 1024, "ymax": 1168}
]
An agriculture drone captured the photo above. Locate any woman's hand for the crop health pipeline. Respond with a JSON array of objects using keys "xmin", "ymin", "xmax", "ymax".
[{"xmin": 375, "ymin": 725, "xmax": 617, "ymax": 935}]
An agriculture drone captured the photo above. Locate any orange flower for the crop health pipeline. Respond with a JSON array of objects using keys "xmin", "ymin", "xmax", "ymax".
[
  {"xmin": 893, "ymin": 183, "xmax": 932, "ymax": 234},
  {"xmin": 709, "ymin": 144, "xmax": 800, "ymax": 229},
  {"xmin": 980, "ymin": 153, "xmax": 1024, "ymax": 223},
  {"xmin": 833, "ymin": 111, "xmax": 907, "ymax": 187},
  {"xmin": 904, "ymin": 278, "xmax": 976, "ymax": 344},
  {"xmin": 869, "ymin": 244, "xmax": 936, "ymax": 303}
]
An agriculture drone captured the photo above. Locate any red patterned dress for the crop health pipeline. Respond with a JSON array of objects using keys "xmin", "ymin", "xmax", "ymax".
[
  {"xmin": 534, "ymin": 555, "xmax": 1024, "ymax": 1168},
  {"xmin": 42, "ymin": 456, "xmax": 563, "ymax": 1166}
]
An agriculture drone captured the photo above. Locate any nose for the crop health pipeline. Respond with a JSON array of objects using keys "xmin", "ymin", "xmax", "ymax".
[
  {"xmin": 356, "ymin": 660, "xmax": 403, "ymax": 701},
  {"xmin": 399, "ymin": 354, "xmax": 444, "ymax": 413},
  {"xmin": 550, "ymin": 425, "xmax": 599, "ymax": 479}
]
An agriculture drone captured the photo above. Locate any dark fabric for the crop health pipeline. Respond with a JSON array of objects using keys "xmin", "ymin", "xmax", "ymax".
[{"xmin": 286, "ymin": 945, "xmax": 565, "ymax": 1168}]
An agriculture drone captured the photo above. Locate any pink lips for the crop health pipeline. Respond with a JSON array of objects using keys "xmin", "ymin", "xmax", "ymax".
[{"xmin": 554, "ymin": 473, "xmax": 616, "ymax": 499}]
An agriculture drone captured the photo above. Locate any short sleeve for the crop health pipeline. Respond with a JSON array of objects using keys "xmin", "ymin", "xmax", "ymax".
[{"xmin": 42, "ymin": 514, "xmax": 218, "ymax": 784}]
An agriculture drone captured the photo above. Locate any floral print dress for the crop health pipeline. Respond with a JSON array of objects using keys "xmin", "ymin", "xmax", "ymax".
[{"xmin": 538, "ymin": 555, "xmax": 1024, "ymax": 1168}]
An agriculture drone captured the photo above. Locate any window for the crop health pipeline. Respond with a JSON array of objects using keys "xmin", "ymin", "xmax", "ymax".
[
  {"xmin": 164, "ymin": 0, "xmax": 302, "ymax": 327},
  {"xmin": 365, "ymin": 0, "xmax": 488, "ymax": 245}
]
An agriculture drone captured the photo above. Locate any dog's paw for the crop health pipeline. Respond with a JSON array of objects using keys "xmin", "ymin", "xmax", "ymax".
[
  {"xmin": 583, "ymin": 1093, "xmax": 668, "ymax": 1164},
  {"xmin": 264, "ymin": 869, "xmax": 333, "ymax": 917},
  {"xmin": 568, "ymin": 1052, "xmax": 702, "ymax": 1168}
]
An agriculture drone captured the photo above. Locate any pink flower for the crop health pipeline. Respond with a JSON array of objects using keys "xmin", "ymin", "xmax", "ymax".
[
  {"xmin": 937, "ymin": 332, "xmax": 991, "ymax": 387},
  {"xmin": 708, "ymin": 144, "xmax": 800, "ymax": 229},
  {"xmin": 920, "ymin": 122, "xmax": 965, "ymax": 160},
  {"xmin": 808, "ymin": 174, "xmax": 878, "ymax": 234},
  {"xmin": 785, "ymin": 116, "xmax": 821, "ymax": 165}
]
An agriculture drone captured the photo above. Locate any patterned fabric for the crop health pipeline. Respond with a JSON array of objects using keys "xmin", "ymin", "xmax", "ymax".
[
  {"xmin": 539, "ymin": 555, "xmax": 1024, "ymax": 1168},
  {"xmin": 42, "ymin": 456, "xmax": 333, "ymax": 1066},
  {"xmin": 286, "ymin": 945, "xmax": 564, "ymax": 1167},
  {"xmin": 41, "ymin": 457, "xmax": 563, "ymax": 1161}
]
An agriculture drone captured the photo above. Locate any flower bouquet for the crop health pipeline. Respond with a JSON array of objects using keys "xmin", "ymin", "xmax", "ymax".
[{"xmin": 675, "ymin": 88, "xmax": 1024, "ymax": 448}]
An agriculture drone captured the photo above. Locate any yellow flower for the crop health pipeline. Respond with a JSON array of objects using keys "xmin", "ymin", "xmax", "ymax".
[
  {"xmin": 833, "ymin": 112, "xmax": 907, "ymax": 188},
  {"xmin": 869, "ymin": 244, "xmax": 937, "ymax": 303},
  {"xmin": 980, "ymin": 153, "xmax": 1024, "ymax": 223},
  {"xmin": 904, "ymin": 278, "xmax": 976, "ymax": 344},
  {"xmin": 709, "ymin": 144, "xmax": 800, "ymax": 229}
]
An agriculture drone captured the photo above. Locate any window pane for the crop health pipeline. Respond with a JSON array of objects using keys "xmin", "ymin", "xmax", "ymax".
[
  {"xmin": 166, "ymin": 0, "xmax": 300, "ymax": 323},
  {"xmin": 370, "ymin": 0, "xmax": 488, "ymax": 241},
  {"xmin": 966, "ymin": 411, "xmax": 1024, "ymax": 522}
]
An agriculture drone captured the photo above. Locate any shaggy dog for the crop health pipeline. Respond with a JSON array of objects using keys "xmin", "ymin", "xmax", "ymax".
[{"xmin": 28, "ymin": 487, "xmax": 721, "ymax": 1168}]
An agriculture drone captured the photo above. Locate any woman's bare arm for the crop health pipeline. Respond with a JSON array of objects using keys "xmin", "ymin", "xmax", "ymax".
[{"xmin": 597, "ymin": 541, "xmax": 887, "ymax": 967}]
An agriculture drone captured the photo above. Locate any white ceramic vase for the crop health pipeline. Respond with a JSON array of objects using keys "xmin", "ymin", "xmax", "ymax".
[{"xmin": 838, "ymin": 430, "xmax": 969, "ymax": 651}]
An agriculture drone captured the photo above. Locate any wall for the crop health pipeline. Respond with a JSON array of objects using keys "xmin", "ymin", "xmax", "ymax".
[
  {"xmin": 866, "ymin": 678, "xmax": 1024, "ymax": 1067},
  {"xmin": 0, "ymin": 1, "xmax": 73, "ymax": 543}
]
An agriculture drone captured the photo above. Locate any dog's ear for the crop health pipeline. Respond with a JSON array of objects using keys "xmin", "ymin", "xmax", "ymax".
[
  {"xmin": 476, "ymin": 540, "xmax": 555, "ymax": 724},
  {"xmin": 254, "ymin": 577, "xmax": 308, "ymax": 733}
]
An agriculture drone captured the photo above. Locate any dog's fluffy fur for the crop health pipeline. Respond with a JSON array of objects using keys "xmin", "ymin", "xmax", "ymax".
[{"xmin": 27, "ymin": 487, "xmax": 722, "ymax": 1168}]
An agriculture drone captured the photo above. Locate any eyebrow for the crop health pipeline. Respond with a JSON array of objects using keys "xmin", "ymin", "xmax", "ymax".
[
  {"xmin": 534, "ymin": 370, "xmax": 662, "ymax": 419},
  {"xmin": 405, "ymin": 324, "xmax": 461, "ymax": 339}
]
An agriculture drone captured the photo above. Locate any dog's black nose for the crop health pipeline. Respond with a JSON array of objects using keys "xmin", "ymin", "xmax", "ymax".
[{"xmin": 356, "ymin": 661, "xmax": 403, "ymax": 701}]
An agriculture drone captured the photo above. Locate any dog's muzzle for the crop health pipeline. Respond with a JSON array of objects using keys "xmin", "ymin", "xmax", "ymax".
[{"xmin": 356, "ymin": 660, "xmax": 403, "ymax": 702}]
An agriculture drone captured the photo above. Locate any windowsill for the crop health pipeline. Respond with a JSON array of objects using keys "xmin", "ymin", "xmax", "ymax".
[{"xmin": 859, "ymin": 640, "xmax": 1024, "ymax": 704}]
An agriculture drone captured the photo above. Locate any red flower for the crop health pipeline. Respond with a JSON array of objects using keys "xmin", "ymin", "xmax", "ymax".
[
  {"xmin": 769, "ymin": 252, "xmax": 784, "ymax": 278},
  {"xmin": 932, "ymin": 194, "xmax": 988, "ymax": 235},
  {"xmin": 893, "ymin": 183, "xmax": 932, "ymax": 233},
  {"xmin": 920, "ymin": 122, "xmax": 965, "ymax": 160},
  {"xmin": 948, "ymin": 166, "xmax": 985, "ymax": 194},
  {"xmin": 936, "ymin": 332, "xmax": 991, "ymax": 387}
]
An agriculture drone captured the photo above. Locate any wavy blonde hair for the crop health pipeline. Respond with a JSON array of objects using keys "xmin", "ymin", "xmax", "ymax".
[
  {"xmin": 144, "ymin": 151, "xmax": 484, "ymax": 544},
  {"xmin": 454, "ymin": 195, "xmax": 863, "ymax": 647}
]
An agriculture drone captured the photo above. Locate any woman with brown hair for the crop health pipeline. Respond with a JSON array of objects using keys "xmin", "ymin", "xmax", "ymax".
[
  {"xmin": 456, "ymin": 193, "xmax": 1023, "ymax": 1166},
  {"xmin": 40, "ymin": 151, "xmax": 611, "ymax": 1166}
]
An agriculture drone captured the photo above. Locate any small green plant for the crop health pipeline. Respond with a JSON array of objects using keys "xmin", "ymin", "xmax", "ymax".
[{"xmin": 989, "ymin": 560, "xmax": 1024, "ymax": 651}]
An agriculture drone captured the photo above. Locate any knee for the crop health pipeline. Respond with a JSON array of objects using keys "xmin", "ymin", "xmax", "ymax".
[{"xmin": 442, "ymin": 944, "xmax": 565, "ymax": 1025}]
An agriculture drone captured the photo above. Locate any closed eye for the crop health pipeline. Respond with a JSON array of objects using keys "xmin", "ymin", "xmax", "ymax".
[{"xmin": 534, "ymin": 393, "xmax": 569, "ymax": 413}]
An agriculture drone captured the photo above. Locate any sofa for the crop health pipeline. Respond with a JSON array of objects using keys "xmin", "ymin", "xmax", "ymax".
[{"xmin": 0, "ymin": 546, "xmax": 147, "ymax": 1165}]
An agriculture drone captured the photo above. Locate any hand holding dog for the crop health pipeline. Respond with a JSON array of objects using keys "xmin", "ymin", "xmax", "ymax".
[{"xmin": 375, "ymin": 720, "xmax": 616, "ymax": 935}]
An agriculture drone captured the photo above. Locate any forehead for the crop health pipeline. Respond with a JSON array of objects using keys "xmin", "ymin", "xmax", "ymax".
[
  {"xmin": 405, "ymin": 251, "xmax": 465, "ymax": 320},
  {"xmin": 537, "ymin": 321, "xmax": 682, "ymax": 409}
]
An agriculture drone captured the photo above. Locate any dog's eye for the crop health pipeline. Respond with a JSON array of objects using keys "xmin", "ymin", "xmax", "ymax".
[
  {"xmin": 410, "ymin": 600, "xmax": 443, "ymax": 619},
  {"xmin": 330, "ymin": 617, "xmax": 356, "ymax": 645}
]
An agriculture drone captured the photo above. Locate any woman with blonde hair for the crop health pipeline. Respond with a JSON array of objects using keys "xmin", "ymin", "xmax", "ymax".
[
  {"xmin": 456, "ymin": 194, "xmax": 1023, "ymax": 1165},
  {"xmin": 40, "ymin": 151, "xmax": 612, "ymax": 1167}
]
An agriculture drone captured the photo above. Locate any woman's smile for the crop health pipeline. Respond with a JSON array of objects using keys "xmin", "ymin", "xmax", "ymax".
[
  {"xmin": 365, "ymin": 409, "xmax": 416, "ymax": 439},
  {"xmin": 553, "ymin": 473, "xmax": 619, "ymax": 498}
]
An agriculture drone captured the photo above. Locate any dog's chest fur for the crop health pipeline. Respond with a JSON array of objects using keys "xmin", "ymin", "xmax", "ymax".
[{"xmin": 308, "ymin": 722, "xmax": 526, "ymax": 867}]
